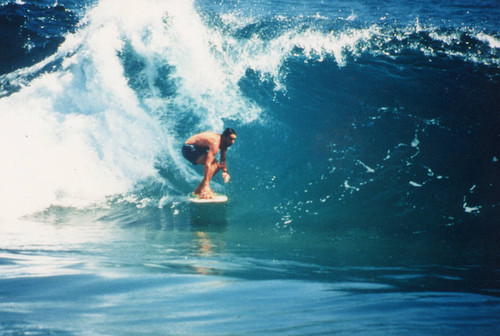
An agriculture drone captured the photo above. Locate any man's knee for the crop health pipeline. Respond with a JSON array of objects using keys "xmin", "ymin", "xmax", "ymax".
[
  {"xmin": 206, "ymin": 162, "xmax": 220, "ymax": 178},
  {"xmin": 211, "ymin": 161, "xmax": 221, "ymax": 171}
]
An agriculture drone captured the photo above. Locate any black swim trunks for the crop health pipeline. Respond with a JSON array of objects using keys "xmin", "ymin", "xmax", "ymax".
[{"xmin": 182, "ymin": 143, "xmax": 209, "ymax": 165}]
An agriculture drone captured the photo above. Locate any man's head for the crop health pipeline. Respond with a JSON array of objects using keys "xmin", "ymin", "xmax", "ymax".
[{"xmin": 222, "ymin": 128, "xmax": 237, "ymax": 147}]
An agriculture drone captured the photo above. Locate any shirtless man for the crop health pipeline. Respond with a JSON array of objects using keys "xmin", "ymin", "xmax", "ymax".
[{"xmin": 182, "ymin": 128, "xmax": 237, "ymax": 199}]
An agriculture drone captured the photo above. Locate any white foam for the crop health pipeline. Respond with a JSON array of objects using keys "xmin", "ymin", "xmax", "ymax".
[
  {"xmin": 476, "ymin": 32, "xmax": 500, "ymax": 49},
  {"xmin": 344, "ymin": 181, "xmax": 360, "ymax": 191},
  {"xmin": 0, "ymin": 0, "xmax": 177, "ymax": 219},
  {"xmin": 411, "ymin": 134, "xmax": 420, "ymax": 148},
  {"xmin": 463, "ymin": 203, "xmax": 481, "ymax": 214},
  {"xmin": 409, "ymin": 181, "xmax": 423, "ymax": 187},
  {"xmin": 357, "ymin": 160, "xmax": 375, "ymax": 173}
]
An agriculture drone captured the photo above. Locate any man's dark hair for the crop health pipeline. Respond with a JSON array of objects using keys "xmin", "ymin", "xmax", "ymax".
[{"xmin": 222, "ymin": 128, "xmax": 236, "ymax": 138}]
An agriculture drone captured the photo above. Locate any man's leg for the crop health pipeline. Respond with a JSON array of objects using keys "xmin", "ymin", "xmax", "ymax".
[
  {"xmin": 193, "ymin": 153, "xmax": 210, "ymax": 195},
  {"xmin": 194, "ymin": 160, "xmax": 221, "ymax": 197}
]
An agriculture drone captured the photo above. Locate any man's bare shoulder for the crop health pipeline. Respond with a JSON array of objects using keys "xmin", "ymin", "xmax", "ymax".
[{"xmin": 186, "ymin": 132, "xmax": 220, "ymax": 148}]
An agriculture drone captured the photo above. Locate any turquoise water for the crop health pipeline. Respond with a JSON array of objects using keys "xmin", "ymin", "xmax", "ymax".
[
  {"xmin": 2, "ymin": 214, "xmax": 498, "ymax": 335},
  {"xmin": 1, "ymin": 0, "xmax": 499, "ymax": 334}
]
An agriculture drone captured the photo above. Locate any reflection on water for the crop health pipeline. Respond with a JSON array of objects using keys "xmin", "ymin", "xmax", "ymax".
[
  {"xmin": 189, "ymin": 203, "xmax": 228, "ymax": 231},
  {"xmin": 1, "ymin": 206, "xmax": 499, "ymax": 336},
  {"xmin": 2, "ymin": 203, "xmax": 497, "ymax": 296},
  {"xmin": 188, "ymin": 202, "xmax": 229, "ymax": 275}
]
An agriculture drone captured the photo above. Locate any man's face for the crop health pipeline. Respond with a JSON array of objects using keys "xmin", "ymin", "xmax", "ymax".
[{"xmin": 224, "ymin": 134, "xmax": 236, "ymax": 147}]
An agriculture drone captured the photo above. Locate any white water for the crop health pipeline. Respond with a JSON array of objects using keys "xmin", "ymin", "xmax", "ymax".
[
  {"xmin": 0, "ymin": 0, "xmax": 258, "ymax": 219},
  {"xmin": 0, "ymin": 0, "xmax": 169, "ymax": 219}
]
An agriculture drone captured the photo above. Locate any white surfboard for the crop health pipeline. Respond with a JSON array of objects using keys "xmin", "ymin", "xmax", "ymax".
[{"xmin": 188, "ymin": 193, "xmax": 228, "ymax": 203}]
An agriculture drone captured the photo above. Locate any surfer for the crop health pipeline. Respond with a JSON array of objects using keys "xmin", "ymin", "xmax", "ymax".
[{"xmin": 182, "ymin": 128, "xmax": 237, "ymax": 199}]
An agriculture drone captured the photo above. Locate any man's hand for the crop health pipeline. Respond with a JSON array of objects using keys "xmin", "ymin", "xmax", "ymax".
[{"xmin": 222, "ymin": 172, "xmax": 230, "ymax": 183}]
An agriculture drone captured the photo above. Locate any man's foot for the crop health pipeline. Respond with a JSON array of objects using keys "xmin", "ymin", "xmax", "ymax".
[
  {"xmin": 199, "ymin": 189, "xmax": 214, "ymax": 199},
  {"xmin": 194, "ymin": 186, "xmax": 214, "ymax": 199}
]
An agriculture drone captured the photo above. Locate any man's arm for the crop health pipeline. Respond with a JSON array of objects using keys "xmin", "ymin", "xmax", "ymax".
[
  {"xmin": 220, "ymin": 150, "xmax": 227, "ymax": 172},
  {"xmin": 202, "ymin": 149, "xmax": 216, "ymax": 186},
  {"xmin": 220, "ymin": 149, "xmax": 230, "ymax": 183}
]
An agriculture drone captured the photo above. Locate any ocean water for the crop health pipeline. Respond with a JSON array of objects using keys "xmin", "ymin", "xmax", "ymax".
[{"xmin": 1, "ymin": 0, "xmax": 499, "ymax": 334}]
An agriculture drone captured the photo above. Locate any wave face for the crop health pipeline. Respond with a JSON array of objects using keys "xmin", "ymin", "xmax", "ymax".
[{"xmin": 0, "ymin": 0, "xmax": 499, "ymax": 246}]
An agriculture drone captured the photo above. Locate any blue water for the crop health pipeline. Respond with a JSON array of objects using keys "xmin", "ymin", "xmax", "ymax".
[{"xmin": 1, "ymin": 0, "xmax": 499, "ymax": 334}]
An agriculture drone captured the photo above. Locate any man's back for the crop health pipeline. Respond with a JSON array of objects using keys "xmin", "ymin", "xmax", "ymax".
[{"xmin": 185, "ymin": 132, "xmax": 220, "ymax": 155}]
